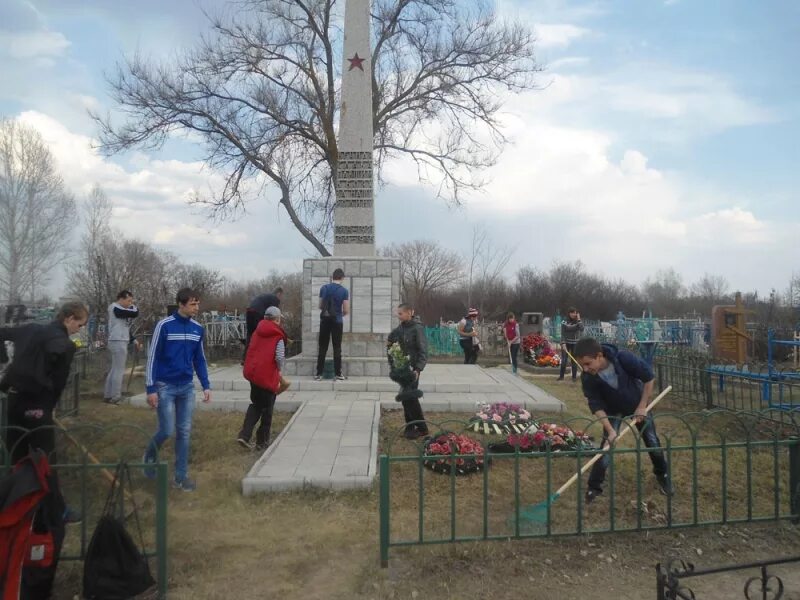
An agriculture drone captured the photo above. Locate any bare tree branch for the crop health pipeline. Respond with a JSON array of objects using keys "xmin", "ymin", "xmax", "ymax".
[
  {"xmin": 93, "ymin": 0, "xmax": 540, "ymax": 254},
  {"xmin": 0, "ymin": 119, "xmax": 77, "ymax": 302}
]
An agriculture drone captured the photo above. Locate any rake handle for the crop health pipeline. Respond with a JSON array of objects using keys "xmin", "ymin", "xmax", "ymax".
[
  {"xmin": 54, "ymin": 417, "xmax": 121, "ymax": 487},
  {"xmin": 563, "ymin": 346, "xmax": 583, "ymax": 372},
  {"xmin": 553, "ymin": 385, "xmax": 672, "ymax": 498}
]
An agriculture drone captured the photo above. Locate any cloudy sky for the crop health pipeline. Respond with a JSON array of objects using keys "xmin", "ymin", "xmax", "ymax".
[{"xmin": 1, "ymin": 0, "xmax": 798, "ymax": 298}]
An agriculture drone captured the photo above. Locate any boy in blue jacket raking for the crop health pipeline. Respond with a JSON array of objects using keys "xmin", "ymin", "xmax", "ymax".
[{"xmin": 574, "ymin": 337, "xmax": 674, "ymax": 504}]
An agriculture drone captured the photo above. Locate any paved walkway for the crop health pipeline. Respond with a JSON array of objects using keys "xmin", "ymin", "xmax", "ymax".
[{"xmin": 127, "ymin": 364, "xmax": 564, "ymax": 494}]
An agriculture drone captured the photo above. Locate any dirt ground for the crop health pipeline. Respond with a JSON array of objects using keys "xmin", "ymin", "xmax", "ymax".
[{"xmin": 47, "ymin": 363, "xmax": 800, "ymax": 600}]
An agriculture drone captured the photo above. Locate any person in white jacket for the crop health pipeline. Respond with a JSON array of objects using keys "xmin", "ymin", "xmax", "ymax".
[{"xmin": 103, "ymin": 290, "xmax": 140, "ymax": 404}]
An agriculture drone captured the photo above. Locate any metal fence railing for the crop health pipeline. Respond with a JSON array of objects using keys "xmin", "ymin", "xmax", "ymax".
[
  {"xmin": 654, "ymin": 347, "xmax": 800, "ymax": 415},
  {"xmin": 379, "ymin": 411, "xmax": 800, "ymax": 566},
  {"xmin": 1, "ymin": 424, "xmax": 169, "ymax": 598}
]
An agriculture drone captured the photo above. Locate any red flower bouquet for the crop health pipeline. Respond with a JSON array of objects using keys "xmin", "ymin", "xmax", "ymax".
[{"xmin": 423, "ymin": 433, "xmax": 485, "ymax": 475}]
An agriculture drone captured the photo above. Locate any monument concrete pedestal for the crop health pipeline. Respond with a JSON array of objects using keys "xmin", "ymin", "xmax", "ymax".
[{"xmin": 283, "ymin": 256, "xmax": 401, "ymax": 378}]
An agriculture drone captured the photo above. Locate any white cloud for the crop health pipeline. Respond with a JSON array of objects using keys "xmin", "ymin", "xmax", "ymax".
[
  {"xmin": 534, "ymin": 24, "xmax": 590, "ymax": 49},
  {"xmin": 0, "ymin": 30, "xmax": 70, "ymax": 59},
  {"xmin": 153, "ymin": 224, "xmax": 248, "ymax": 248},
  {"xmin": 12, "ymin": 111, "xmax": 307, "ymax": 292},
  {"xmin": 599, "ymin": 66, "xmax": 775, "ymax": 137}
]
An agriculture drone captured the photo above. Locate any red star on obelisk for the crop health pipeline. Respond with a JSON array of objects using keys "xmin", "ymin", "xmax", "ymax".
[{"xmin": 347, "ymin": 52, "xmax": 365, "ymax": 71}]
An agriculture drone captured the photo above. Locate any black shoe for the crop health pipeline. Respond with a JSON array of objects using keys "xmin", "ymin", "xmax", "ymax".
[
  {"xmin": 103, "ymin": 397, "xmax": 121, "ymax": 405},
  {"xmin": 656, "ymin": 474, "xmax": 675, "ymax": 496},
  {"xmin": 313, "ymin": 374, "xmax": 322, "ymax": 381},
  {"xmin": 236, "ymin": 437, "xmax": 254, "ymax": 450},
  {"xmin": 404, "ymin": 429, "xmax": 422, "ymax": 440},
  {"xmin": 556, "ymin": 377, "xmax": 564, "ymax": 381},
  {"xmin": 255, "ymin": 443, "xmax": 267, "ymax": 452},
  {"xmin": 585, "ymin": 488, "xmax": 603, "ymax": 505}
]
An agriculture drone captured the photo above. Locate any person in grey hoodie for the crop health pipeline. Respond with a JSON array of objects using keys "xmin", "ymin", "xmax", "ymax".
[{"xmin": 103, "ymin": 290, "xmax": 140, "ymax": 404}]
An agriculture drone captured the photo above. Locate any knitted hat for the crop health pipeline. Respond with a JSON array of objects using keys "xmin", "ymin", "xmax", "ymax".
[
  {"xmin": 467, "ymin": 308, "xmax": 479, "ymax": 317},
  {"xmin": 264, "ymin": 306, "xmax": 281, "ymax": 319}
]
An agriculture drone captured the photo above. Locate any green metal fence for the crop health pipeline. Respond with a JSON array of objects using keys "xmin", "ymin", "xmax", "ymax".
[
  {"xmin": 379, "ymin": 411, "xmax": 800, "ymax": 566},
  {"xmin": 425, "ymin": 326, "xmax": 462, "ymax": 356},
  {"xmin": 1, "ymin": 423, "xmax": 169, "ymax": 598}
]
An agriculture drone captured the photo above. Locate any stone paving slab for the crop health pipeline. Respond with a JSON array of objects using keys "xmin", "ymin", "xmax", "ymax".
[{"xmin": 125, "ymin": 364, "xmax": 565, "ymax": 494}]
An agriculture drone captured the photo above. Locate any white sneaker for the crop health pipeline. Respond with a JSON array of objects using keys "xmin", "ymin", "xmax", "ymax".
[{"xmin": 313, "ymin": 375, "xmax": 322, "ymax": 381}]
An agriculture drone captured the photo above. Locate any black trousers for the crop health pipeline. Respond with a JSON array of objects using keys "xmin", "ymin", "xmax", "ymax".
[
  {"xmin": 316, "ymin": 318, "xmax": 343, "ymax": 376},
  {"xmin": 238, "ymin": 384, "xmax": 277, "ymax": 447},
  {"xmin": 401, "ymin": 379, "xmax": 427, "ymax": 434},
  {"xmin": 509, "ymin": 343, "xmax": 520, "ymax": 370},
  {"xmin": 5, "ymin": 391, "xmax": 57, "ymax": 465},
  {"xmin": 460, "ymin": 339, "xmax": 478, "ymax": 364},
  {"xmin": 560, "ymin": 342, "xmax": 578, "ymax": 379}
]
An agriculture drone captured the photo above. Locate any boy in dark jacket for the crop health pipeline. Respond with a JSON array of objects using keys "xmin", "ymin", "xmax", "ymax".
[
  {"xmin": 574, "ymin": 338, "xmax": 674, "ymax": 503},
  {"xmin": 0, "ymin": 302, "xmax": 87, "ymax": 464},
  {"xmin": 387, "ymin": 303, "xmax": 429, "ymax": 439}
]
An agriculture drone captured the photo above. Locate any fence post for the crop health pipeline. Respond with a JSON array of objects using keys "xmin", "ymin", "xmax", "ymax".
[
  {"xmin": 156, "ymin": 462, "xmax": 169, "ymax": 598},
  {"xmin": 379, "ymin": 454, "xmax": 390, "ymax": 568},
  {"xmin": 704, "ymin": 369, "xmax": 713, "ymax": 409},
  {"xmin": 655, "ymin": 564, "xmax": 666, "ymax": 600},
  {"xmin": 790, "ymin": 441, "xmax": 800, "ymax": 525}
]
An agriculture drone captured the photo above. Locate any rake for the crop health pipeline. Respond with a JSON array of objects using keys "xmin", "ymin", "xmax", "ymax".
[
  {"xmin": 563, "ymin": 346, "xmax": 583, "ymax": 373},
  {"xmin": 516, "ymin": 385, "xmax": 672, "ymax": 527}
]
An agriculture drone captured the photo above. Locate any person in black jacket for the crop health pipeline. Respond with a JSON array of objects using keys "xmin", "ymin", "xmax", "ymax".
[
  {"xmin": 574, "ymin": 338, "xmax": 674, "ymax": 504},
  {"xmin": 0, "ymin": 301, "xmax": 87, "ymax": 465},
  {"xmin": 244, "ymin": 287, "xmax": 283, "ymax": 352},
  {"xmin": 387, "ymin": 303, "xmax": 429, "ymax": 439},
  {"xmin": 558, "ymin": 307, "xmax": 584, "ymax": 381}
]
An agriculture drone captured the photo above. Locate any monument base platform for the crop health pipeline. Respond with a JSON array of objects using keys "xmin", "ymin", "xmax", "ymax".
[{"xmin": 283, "ymin": 354, "xmax": 390, "ymax": 377}]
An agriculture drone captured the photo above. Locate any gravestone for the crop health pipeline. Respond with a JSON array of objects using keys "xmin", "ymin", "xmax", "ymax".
[{"xmin": 285, "ymin": 0, "xmax": 401, "ymax": 378}]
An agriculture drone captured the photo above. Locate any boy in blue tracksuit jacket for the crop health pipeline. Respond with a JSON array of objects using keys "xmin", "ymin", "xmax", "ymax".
[
  {"xmin": 143, "ymin": 288, "xmax": 211, "ymax": 491},
  {"xmin": 574, "ymin": 338, "xmax": 673, "ymax": 503}
]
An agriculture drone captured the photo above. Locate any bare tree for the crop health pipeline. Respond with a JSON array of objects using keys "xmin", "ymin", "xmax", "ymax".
[
  {"xmin": 642, "ymin": 268, "xmax": 685, "ymax": 316},
  {"xmin": 382, "ymin": 240, "xmax": 462, "ymax": 309},
  {"xmin": 466, "ymin": 224, "xmax": 513, "ymax": 314},
  {"xmin": 69, "ymin": 187, "xmax": 224, "ymax": 332},
  {"xmin": 0, "ymin": 119, "xmax": 77, "ymax": 302},
  {"xmin": 690, "ymin": 273, "xmax": 730, "ymax": 302},
  {"xmin": 93, "ymin": 0, "xmax": 540, "ymax": 255}
]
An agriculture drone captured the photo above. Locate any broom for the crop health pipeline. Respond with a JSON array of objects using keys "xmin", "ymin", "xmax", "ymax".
[{"xmin": 516, "ymin": 385, "xmax": 672, "ymax": 526}]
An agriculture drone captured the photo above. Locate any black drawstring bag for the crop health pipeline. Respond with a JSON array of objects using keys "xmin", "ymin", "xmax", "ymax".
[{"xmin": 83, "ymin": 462, "xmax": 155, "ymax": 599}]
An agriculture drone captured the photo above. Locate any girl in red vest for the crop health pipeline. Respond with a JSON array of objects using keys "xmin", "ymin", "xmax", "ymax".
[
  {"xmin": 504, "ymin": 312, "xmax": 521, "ymax": 375},
  {"xmin": 238, "ymin": 306, "xmax": 288, "ymax": 450}
]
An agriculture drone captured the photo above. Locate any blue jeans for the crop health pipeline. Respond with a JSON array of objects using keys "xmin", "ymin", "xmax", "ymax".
[
  {"xmin": 587, "ymin": 414, "xmax": 668, "ymax": 492},
  {"xmin": 145, "ymin": 381, "xmax": 195, "ymax": 481}
]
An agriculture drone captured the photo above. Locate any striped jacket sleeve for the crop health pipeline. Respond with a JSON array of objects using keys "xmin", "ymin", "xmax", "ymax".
[{"xmin": 146, "ymin": 318, "xmax": 167, "ymax": 394}]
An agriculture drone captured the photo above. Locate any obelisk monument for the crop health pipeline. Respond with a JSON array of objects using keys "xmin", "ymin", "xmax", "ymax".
[
  {"xmin": 334, "ymin": 0, "xmax": 375, "ymax": 256},
  {"xmin": 287, "ymin": 0, "xmax": 401, "ymax": 378}
]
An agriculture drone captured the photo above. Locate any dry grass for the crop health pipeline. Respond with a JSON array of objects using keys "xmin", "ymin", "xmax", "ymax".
[
  {"xmin": 42, "ymin": 362, "xmax": 800, "ymax": 600},
  {"xmin": 380, "ymin": 374, "xmax": 797, "ymax": 545}
]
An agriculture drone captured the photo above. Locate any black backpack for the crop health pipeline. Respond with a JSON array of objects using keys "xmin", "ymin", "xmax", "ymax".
[{"xmin": 83, "ymin": 463, "xmax": 154, "ymax": 600}]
